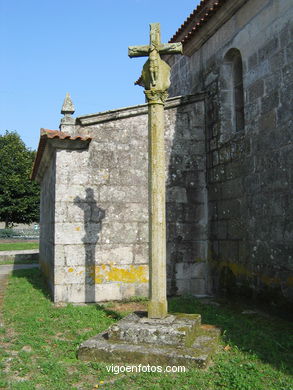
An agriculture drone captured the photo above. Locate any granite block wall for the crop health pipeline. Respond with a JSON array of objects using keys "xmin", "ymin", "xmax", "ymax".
[
  {"xmin": 42, "ymin": 95, "xmax": 207, "ymax": 303},
  {"xmin": 39, "ymin": 153, "xmax": 56, "ymax": 294},
  {"xmin": 164, "ymin": 96, "xmax": 209, "ymax": 296},
  {"xmin": 166, "ymin": 0, "xmax": 293, "ymax": 307}
]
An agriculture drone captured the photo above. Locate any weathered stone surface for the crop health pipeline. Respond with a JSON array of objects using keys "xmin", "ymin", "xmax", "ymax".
[
  {"xmin": 61, "ymin": 92, "xmax": 75, "ymax": 115},
  {"xmin": 78, "ymin": 312, "xmax": 220, "ymax": 368},
  {"xmin": 60, "ymin": 93, "xmax": 76, "ymax": 133},
  {"xmin": 37, "ymin": 93, "xmax": 207, "ymax": 303},
  {"xmin": 54, "ymin": 283, "xmax": 122, "ymax": 303},
  {"xmin": 39, "ymin": 154, "xmax": 55, "ymax": 297},
  {"xmin": 108, "ymin": 312, "xmax": 201, "ymax": 346},
  {"xmin": 167, "ymin": 0, "xmax": 293, "ymax": 307},
  {"xmin": 176, "ymin": 278, "xmax": 207, "ymax": 296},
  {"xmin": 129, "ymin": 23, "xmax": 184, "ymax": 318},
  {"xmin": 176, "ymin": 262, "xmax": 207, "ymax": 280},
  {"xmin": 36, "ymin": 0, "xmax": 293, "ymax": 309}
]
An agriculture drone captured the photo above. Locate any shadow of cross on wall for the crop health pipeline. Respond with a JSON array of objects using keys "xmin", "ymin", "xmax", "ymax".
[{"xmin": 74, "ymin": 188, "xmax": 105, "ymax": 302}]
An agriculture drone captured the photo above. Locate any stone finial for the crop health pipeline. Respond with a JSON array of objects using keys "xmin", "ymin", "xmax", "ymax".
[
  {"xmin": 60, "ymin": 92, "xmax": 76, "ymax": 134},
  {"xmin": 61, "ymin": 92, "xmax": 75, "ymax": 115}
]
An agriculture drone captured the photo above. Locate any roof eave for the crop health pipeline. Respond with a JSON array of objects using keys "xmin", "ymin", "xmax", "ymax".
[
  {"xmin": 167, "ymin": 0, "xmax": 248, "ymax": 57},
  {"xmin": 31, "ymin": 129, "xmax": 92, "ymax": 182}
]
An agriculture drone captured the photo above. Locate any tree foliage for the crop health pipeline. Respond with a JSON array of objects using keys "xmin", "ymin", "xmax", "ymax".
[{"xmin": 0, "ymin": 131, "xmax": 40, "ymax": 228}]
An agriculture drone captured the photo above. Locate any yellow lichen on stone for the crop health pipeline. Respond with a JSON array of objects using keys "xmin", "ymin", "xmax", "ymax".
[
  {"xmin": 107, "ymin": 265, "xmax": 148, "ymax": 283},
  {"xmin": 86, "ymin": 264, "xmax": 148, "ymax": 284},
  {"xmin": 210, "ymin": 258, "xmax": 293, "ymax": 288},
  {"xmin": 261, "ymin": 274, "xmax": 280, "ymax": 285},
  {"xmin": 228, "ymin": 262, "xmax": 251, "ymax": 277}
]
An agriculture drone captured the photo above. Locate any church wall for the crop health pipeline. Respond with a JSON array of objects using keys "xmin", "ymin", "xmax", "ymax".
[
  {"xmin": 167, "ymin": 0, "xmax": 293, "ymax": 308},
  {"xmin": 164, "ymin": 97, "xmax": 209, "ymax": 296},
  {"xmin": 51, "ymin": 96, "xmax": 207, "ymax": 303}
]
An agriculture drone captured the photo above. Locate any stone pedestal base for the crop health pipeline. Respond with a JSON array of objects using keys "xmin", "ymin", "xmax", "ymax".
[{"xmin": 78, "ymin": 311, "xmax": 220, "ymax": 368}]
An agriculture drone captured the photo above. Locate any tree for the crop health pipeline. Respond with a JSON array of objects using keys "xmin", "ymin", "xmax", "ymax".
[{"xmin": 0, "ymin": 131, "xmax": 40, "ymax": 228}]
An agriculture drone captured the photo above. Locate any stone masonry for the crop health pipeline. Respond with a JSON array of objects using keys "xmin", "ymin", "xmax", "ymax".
[
  {"xmin": 33, "ymin": 0, "xmax": 292, "ymax": 309},
  {"xmin": 166, "ymin": 0, "xmax": 293, "ymax": 308},
  {"xmin": 33, "ymin": 95, "xmax": 207, "ymax": 303}
]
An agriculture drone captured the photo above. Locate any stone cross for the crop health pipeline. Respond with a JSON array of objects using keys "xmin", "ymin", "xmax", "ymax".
[{"xmin": 129, "ymin": 23, "xmax": 182, "ymax": 318}]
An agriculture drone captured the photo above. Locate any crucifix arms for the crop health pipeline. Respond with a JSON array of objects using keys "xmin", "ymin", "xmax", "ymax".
[
  {"xmin": 128, "ymin": 23, "xmax": 183, "ymax": 100},
  {"xmin": 128, "ymin": 23, "xmax": 182, "ymax": 58},
  {"xmin": 128, "ymin": 42, "xmax": 182, "ymax": 58},
  {"xmin": 128, "ymin": 23, "xmax": 182, "ymax": 93}
]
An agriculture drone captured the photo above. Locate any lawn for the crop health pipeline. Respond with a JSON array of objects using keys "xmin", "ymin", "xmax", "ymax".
[
  {"xmin": 0, "ymin": 242, "xmax": 39, "ymax": 252},
  {"xmin": 0, "ymin": 268, "xmax": 292, "ymax": 390}
]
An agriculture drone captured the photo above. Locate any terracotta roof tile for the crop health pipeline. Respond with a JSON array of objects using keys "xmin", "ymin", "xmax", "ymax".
[
  {"xmin": 31, "ymin": 129, "xmax": 92, "ymax": 181},
  {"xmin": 40, "ymin": 128, "xmax": 91, "ymax": 142},
  {"xmin": 169, "ymin": 0, "xmax": 225, "ymax": 44}
]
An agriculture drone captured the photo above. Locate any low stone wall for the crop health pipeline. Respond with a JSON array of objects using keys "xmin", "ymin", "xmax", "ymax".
[{"xmin": 0, "ymin": 250, "xmax": 39, "ymax": 263}]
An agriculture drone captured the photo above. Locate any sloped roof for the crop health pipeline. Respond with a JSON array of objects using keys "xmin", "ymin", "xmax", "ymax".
[
  {"xmin": 39, "ymin": 129, "xmax": 90, "ymax": 142},
  {"xmin": 169, "ymin": 0, "xmax": 226, "ymax": 44},
  {"xmin": 31, "ymin": 129, "xmax": 92, "ymax": 181}
]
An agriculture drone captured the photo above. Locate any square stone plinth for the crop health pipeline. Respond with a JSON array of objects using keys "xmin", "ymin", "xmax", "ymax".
[
  {"xmin": 78, "ymin": 312, "xmax": 220, "ymax": 368},
  {"xmin": 108, "ymin": 311, "xmax": 201, "ymax": 347}
]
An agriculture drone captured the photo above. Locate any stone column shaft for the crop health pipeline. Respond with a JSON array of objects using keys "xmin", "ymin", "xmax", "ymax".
[
  {"xmin": 147, "ymin": 99, "xmax": 167, "ymax": 318},
  {"xmin": 128, "ymin": 23, "xmax": 182, "ymax": 319}
]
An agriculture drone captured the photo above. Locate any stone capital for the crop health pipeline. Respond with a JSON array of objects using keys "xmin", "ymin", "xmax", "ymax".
[{"xmin": 144, "ymin": 89, "xmax": 168, "ymax": 105}]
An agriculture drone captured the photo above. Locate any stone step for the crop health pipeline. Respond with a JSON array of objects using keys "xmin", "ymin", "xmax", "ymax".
[
  {"xmin": 108, "ymin": 311, "xmax": 201, "ymax": 347},
  {"xmin": 78, "ymin": 312, "xmax": 220, "ymax": 368}
]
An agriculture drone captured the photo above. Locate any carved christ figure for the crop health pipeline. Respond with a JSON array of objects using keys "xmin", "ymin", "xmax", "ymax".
[
  {"xmin": 129, "ymin": 23, "xmax": 183, "ymax": 94},
  {"xmin": 149, "ymin": 44, "xmax": 159, "ymax": 87}
]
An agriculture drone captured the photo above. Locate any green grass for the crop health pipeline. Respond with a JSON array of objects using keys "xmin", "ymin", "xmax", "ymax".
[
  {"xmin": 0, "ymin": 268, "xmax": 292, "ymax": 390},
  {"xmin": 0, "ymin": 242, "xmax": 39, "ymax": 251}
]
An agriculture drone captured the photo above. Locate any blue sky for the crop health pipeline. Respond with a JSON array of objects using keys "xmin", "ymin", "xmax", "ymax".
[{"xmin": 0, "ymin": 0, "xmax": 199, "ymax": 150}]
